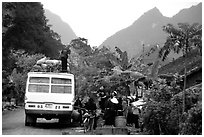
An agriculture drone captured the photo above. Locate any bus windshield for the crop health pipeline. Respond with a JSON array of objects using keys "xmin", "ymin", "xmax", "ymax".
[
  {"xmin": 28, "ymin": 77, "xmax": 49, "ymax": 93},
  {"xmin": 51, "ymin": 78, "xmax": 71, "ymax": 84},
  {"xmin": 51, "ymin": 78, "xmax": 72, "ymax": 94},
  {"xmin": 51, "ymin": 86, "xmax": 72, "ymax": 94},
  {"xmin": 28, "ymin": 77, "xmax": 72, "ymax": 94},
  {"xmin": 28, "ymin": 84, "xmax": 49, "ymax": 93},
  {"xmin": 29, "ymin": 77, "xmax": 49, "ymax": 83}
]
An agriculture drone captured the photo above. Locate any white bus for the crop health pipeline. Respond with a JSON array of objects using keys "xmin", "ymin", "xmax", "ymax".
[{"xmin": 24, "ymin": 72, "xmax": 75, "ymax": 126}]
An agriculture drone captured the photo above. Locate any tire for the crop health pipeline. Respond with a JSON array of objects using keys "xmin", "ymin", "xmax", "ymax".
[
  {"xmin": 25, "ymin": 114, "xmax": 30, "ymax": 126},
  {"xmin": 25, "ymin": 114, "xmax": 37, "ymax": 126},
  {"xmin": 25, "ymin": 117, "xmax": 29, "ymax": 126}
]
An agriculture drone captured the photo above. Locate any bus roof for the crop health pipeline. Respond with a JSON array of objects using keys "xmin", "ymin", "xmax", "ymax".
[{"xmin": 28, "ymin": 72, "xmax": 74, "ymax": 77}]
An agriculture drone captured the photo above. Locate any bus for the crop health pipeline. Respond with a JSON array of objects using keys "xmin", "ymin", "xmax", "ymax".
[{"xmin": 24, "ymin": 72, "xmax": 75, "ymax": 126}]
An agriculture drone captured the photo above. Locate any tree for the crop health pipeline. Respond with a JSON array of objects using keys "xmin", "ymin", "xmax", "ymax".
[
  {"xmin": 158, "ymin": 23, "xmax": 202, "ymax": 113},
  {"xmin": 69, "ymin": 37, "xmax": 93, "ymax": 57},
  {"xmin": 2, "ymin": 2, "xmax": 65, "ymax": 74},
  {"xmin": 68, "ymin": 40, "xmax": 116, "ymax": 96},
  {"xmin": 7, "ymin": 50, "xmax": 45, "ymax": 104},
  {"xmin": 159, "ymin": 23, "xmax": 202, "ymax": 60},
  {"xmin": 2, "ymin": 2, "xmax": 66, "ymax": 98}
]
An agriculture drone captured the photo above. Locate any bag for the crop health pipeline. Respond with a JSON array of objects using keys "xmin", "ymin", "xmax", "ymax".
[
  {"xmin": 71, "ymin": 110, "xmax": 80, "ymax": 120},
  {"xmin": 36, "ymin": 57, "xmax": 47, "ymax": 65}
]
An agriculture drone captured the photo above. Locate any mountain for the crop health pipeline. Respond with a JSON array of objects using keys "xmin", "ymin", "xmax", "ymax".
[
  {"xmin": 44, "ymin": 9, "xmax": 77, "ymax": 45},
  {"xmin": 171, "ymin": 3, "xmax": 202, "ymax": 24},
  {"xmin": 102, "ymin": 7, "xmax": 168, "ymax": 55},
  {"xmin": 100, "ymin": 3, "xmax": 202, "ymax": 62}
]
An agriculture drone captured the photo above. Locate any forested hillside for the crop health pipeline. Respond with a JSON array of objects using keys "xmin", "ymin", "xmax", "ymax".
[
  {"xmin": 2, "ymin": 2, "xmax": 202, "ymax": 135},
  {"xmin": 2, "ymin": 2, "xmax": 65, "ymax": 73},
  {"xmin": 2, "ymin": 2, "xmax": 65, "ymax": 103}
]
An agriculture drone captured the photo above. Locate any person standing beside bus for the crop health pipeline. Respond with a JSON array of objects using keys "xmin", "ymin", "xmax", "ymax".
[
  {"xmin": 74, "ymin": 96, "xmax": 83, "ymax": 125},
  {"xmin": 84, "ymin": 98, "xmax": 97, "ymax": 130}
]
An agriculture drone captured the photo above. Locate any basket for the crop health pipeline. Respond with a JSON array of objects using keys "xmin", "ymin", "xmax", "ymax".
[
  {"xmin": 115, "ymin": 116, "xmax": 127, "ymax": 127},
  {"xmin": 71, "ymin": 110, "xmax": 80, "ymax": 120}
]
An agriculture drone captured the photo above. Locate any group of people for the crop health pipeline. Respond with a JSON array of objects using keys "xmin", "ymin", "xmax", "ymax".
[
  {"xmin": 98, "ymin": 89, "xmax": 141, "ymax": 128},
  {"xmin": 73, "ymin": 87, "xmax": 142, "ymax": 130},
  {"xmin": 73, "ymin": 95, "xmax": 98, "ymax": 130}
]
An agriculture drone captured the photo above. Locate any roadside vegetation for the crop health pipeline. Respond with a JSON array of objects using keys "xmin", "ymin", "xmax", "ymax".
[{"xmin": 2, "ymin": 2, "xmax": 202, "ymax": 135}]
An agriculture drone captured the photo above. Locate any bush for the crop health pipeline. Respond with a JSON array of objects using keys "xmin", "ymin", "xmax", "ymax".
[
  {"xmin": 141, "ymin": 77, "xmax": 202, "ymax": 135},
  {"xmin": 142, "ymin": 79, "xmax": 175, "ymax": 134},
  {"xmin": 8, "ymin": 50, "xmax": 45, "ymax": 104},
  {"xmin": 180, "ymin": 101, "xmax": 202, "ymax": 135}
]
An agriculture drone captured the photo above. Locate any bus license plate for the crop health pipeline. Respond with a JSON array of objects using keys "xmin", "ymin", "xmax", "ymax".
[{"xmin": 45, "ymin": 104, "xmax": 53, "ymax": 108}]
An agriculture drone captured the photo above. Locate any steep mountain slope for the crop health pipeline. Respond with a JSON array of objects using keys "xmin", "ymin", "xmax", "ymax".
[
  {"xmin": 44, "ymin": 9, "xmax": 77, "ymax": 45},
  {"xmin": 171, "ymin": 3, "xmax": 202, "ymax": 24},
  {"xmin": 100, "ymin": 3, "xmax": 202, "ymax": 61},
  {"xmin": 100, "ymin": 7, "xmax": 169, "ymax": 58}
]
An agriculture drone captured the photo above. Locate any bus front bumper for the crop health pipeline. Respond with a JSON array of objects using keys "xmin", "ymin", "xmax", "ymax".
[{"xmin": 25, "ymin": 109, "xmax": 72, "ymax": 118}]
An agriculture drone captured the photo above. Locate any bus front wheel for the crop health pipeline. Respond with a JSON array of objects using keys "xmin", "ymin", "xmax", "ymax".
[{"xmin": 25, "ymin": 114, "xmax": 36, "ymax": 126}]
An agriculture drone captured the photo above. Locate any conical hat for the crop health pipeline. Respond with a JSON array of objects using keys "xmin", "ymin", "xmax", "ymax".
[{"xmin": 110, "ymin": 97, "xmax": 118, "ymax": 104}]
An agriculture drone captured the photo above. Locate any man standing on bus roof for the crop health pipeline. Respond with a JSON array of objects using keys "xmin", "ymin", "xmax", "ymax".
[{"xmin": 60, "ymin": 47, "xmax": 71, "ymax": 73}]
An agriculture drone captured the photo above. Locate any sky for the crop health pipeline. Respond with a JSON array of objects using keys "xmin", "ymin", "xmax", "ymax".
[{"xmin": 41, "ymin": 0, "xmax": 200, "ymax": 47}]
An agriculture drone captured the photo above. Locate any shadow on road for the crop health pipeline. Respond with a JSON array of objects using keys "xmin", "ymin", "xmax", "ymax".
[{"xmin": 30, "ymin": 118, "xmax": 79, "ymax": 129}]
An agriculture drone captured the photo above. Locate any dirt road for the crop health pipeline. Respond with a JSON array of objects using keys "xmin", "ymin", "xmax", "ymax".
[{"xmin": 2, "ymin": 108, "xmax": 84, "ymax": 135}]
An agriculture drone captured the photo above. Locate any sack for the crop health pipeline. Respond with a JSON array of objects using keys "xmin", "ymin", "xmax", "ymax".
[
  {"xmin": 36, "ymin": 57, "xmax": 47, "ymax": 65},
  {"xmin": 71, "ymin": 110, "xmax": 80, "ymax": 120},
  {"xmin": 45, "ymin": 60, "xmax": 61, "ymax": 66}
]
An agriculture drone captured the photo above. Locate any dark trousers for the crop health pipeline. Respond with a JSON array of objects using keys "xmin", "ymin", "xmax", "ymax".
[
  {"xmin": 61, "ymin": 57, "xmax": 67, "ymax": 72},
  {"xmin": 78, "ymin": 109, "xmax": 83, "ymax": 124},
  {"xmin": 93, "ymin": 116, "xmax": 99, "ymax": 130},
  {"xmin": 134, "ymin": 114, "xmax": 139, "ymax": 128},
  {"xmin": 127, "ymin": 113, "xmax": 139, "ymax": 128},
  {"xmin": 127, "ymin": 112, "xmax": 134, "ymax": 124},
  {"xmin": 104, "ymin": 109, "xmax": 116, "ymax": 125}
]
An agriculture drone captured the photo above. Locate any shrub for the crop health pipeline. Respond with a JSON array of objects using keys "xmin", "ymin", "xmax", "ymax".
[{"xmin": 142, "ymin": 77, "xmax": 202, "ymax": 135}]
